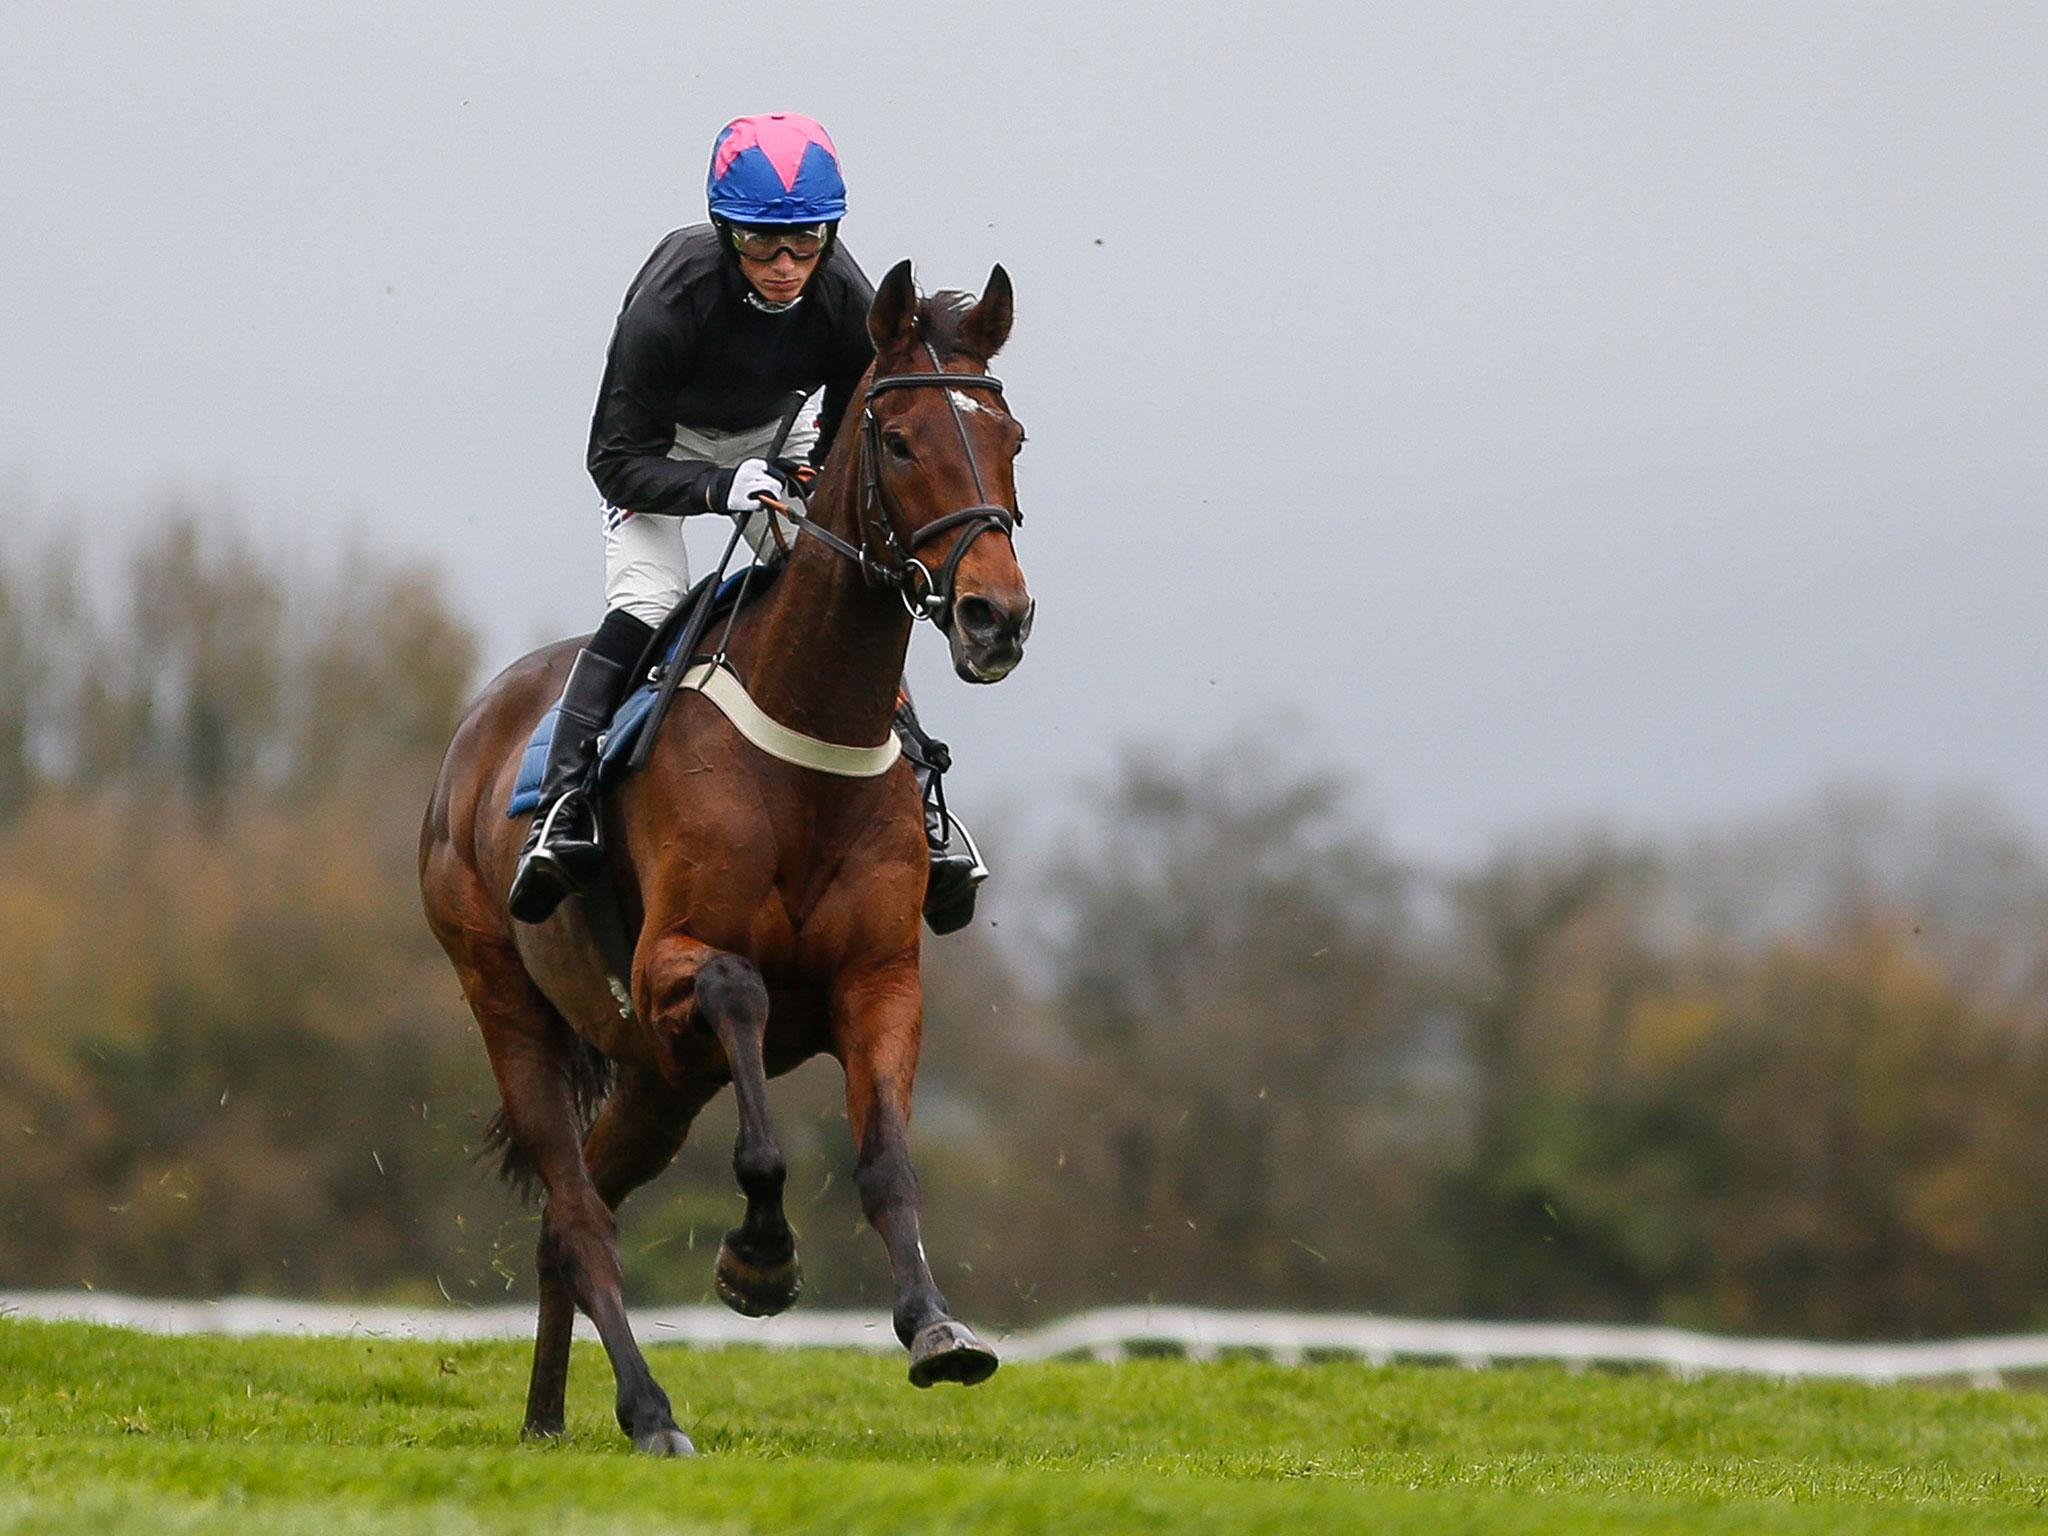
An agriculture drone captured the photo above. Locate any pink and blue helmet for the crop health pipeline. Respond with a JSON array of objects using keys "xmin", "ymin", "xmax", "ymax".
[{"xmin": 707, "ymin": 113, "xmax": 847, "ymax": 225}]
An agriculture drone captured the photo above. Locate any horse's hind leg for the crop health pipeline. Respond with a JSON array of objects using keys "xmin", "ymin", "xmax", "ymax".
[
  {"xmin": 525, "ymin": 1254, "xmax": 576, "ymax": 1440},
  {"xmin": 642, "ymin": 939, "xmax": 801, "ymax": 1317},
  {"xmin": 523, "ymin": 1065, "xmax": 717, "ymax": 1439},
  {"xmin": 459, "ymin": 947, "xmax": 693, "ymax": 1455},
  {"xmin": 833, "ymin": 962, "xmax": 998, "ymax": 1388}
]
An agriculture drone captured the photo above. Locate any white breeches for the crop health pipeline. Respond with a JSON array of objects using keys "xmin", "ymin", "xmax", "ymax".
[{"xmin": 602, "ymin": 397, "xmax": 822, "ymax": 627}]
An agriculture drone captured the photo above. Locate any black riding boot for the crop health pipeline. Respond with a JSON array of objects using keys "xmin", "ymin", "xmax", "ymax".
[
  {"xmin": 894, "ymin": 692, "xmax": 989, "ymax": 936},
  {"xmin": 509, "ymin": 646, "xmax": 632, "ymax": 924}
]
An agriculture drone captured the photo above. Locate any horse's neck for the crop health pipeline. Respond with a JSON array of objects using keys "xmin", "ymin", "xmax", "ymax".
[{"xmin": 732, "ymin": 476, "xmax": 911, "ymax": 747}]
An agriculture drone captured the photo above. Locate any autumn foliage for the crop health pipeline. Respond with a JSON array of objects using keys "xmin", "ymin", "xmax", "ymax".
[{"xmin": 5, "ymin": 516, "xmax": 2048, "ymax": 1339}]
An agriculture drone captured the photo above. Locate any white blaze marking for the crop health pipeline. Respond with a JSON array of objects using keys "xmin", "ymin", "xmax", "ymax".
[{"xmin": 949, "ymin": 389, "xmax": 994, "ymax": 418}]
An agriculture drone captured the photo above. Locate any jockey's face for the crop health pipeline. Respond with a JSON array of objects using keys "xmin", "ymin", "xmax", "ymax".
[{"xmin": 738, "ymin": 245, "xmax": 821, "ymax": 306}]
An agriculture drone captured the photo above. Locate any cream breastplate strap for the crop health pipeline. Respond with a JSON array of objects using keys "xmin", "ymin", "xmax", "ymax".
[{"xmin": 676, "ymin": 661, "xmax": 901, "ymax": 777}]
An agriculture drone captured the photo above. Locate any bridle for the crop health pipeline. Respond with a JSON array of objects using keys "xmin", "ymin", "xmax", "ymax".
[
  {"xmin": 769, "ymin": 343, "xmax": 1020, "ymax": 631},
  {"xmin": 631, "ymin": 338, "xmax": 1020, "ymax": 779}
]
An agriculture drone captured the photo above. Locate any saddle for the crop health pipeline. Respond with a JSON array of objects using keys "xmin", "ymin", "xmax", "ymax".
[{"xmin": 507, "ymin": 561, "xmax": 784, "ymax": 819}]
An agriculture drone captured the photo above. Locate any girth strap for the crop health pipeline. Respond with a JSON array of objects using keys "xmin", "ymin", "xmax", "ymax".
[{"xmin": 677, "ymin": 661, "xmax": 902, "ymax": 777}]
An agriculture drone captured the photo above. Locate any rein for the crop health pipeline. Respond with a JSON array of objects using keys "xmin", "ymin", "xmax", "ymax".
[
  {"xmin": 767, "ymin": 344, "xmax": 1019, "ymax": 630},
  {"xmin": 625, "ymin": 343, "xmax": 1019, "ymax": 780}
]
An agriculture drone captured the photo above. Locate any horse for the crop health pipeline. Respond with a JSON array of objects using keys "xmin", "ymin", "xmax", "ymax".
[{"xmin": 418, "ymin": 260, "xmax": 1032, "ymax": 1455}]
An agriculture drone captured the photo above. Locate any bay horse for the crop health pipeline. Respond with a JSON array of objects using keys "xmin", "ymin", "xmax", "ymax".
[{"xmin": 419, "ymin": 260, "xmax": 1032, "ymax": 1454}]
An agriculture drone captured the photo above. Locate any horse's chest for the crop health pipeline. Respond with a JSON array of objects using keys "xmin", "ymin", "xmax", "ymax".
[
  {"xmin": 631, "ymin": 777, "xmax": 921, "ymax": 982},
  {"xmin": 736, "ymin": 804, "xmax": 916, "ymax": 932}
]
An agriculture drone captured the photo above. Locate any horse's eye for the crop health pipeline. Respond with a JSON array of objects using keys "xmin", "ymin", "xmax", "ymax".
[{"xmin": 884, "ymin": 431, "xmax": 913, "ymax": 462}]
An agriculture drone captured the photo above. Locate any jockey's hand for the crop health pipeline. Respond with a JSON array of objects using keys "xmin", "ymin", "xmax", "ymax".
[{"xmin": 706, "ymin": 459, "xmax": 784, "ymax": 514}]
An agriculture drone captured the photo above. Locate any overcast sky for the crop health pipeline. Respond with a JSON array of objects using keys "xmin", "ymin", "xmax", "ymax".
[{"xmin": 3, "ymin": 3, "xmax": 2043, "ymax": 859}]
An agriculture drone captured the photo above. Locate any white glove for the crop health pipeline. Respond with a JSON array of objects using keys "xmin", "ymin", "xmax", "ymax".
[{"xmin": 721, "ymin": 458, "xmax": 782, "ymax": 513}]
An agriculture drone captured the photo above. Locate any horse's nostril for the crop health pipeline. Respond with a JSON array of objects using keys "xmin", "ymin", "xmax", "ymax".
[{"xmin": 956, "ymin": 596, "xmax": 1001, "ymax": 638}]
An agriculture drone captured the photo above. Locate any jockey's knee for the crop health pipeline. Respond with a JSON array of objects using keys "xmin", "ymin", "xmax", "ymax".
[{"xmin": 610, "ymin": 595, "xmax": 672, "ymax": 631}]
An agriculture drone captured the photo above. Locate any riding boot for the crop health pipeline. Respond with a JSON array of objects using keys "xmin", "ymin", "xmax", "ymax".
[
  {"xmin": 509, "ymin": 647, "xmax": 632, "ymax": 924},
  {"xmin": 893, "ymin": 691, "xmax": 989, "ymax": 936}
]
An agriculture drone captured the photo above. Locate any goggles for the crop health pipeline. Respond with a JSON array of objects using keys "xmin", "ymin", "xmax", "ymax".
[{"xmin": 727, "ymin": 222, "xmax": 829, "ymax": 261}]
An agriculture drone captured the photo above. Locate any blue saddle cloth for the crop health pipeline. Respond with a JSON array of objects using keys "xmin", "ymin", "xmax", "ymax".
[{"xmin": 508, "ymin": 563, "xmax": 778, "ymax": 818}]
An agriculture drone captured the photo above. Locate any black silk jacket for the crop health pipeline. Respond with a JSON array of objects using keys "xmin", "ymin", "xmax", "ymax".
[{"xmin": 586, "ymin": 224, "xmax": 876, "ymax": 517}]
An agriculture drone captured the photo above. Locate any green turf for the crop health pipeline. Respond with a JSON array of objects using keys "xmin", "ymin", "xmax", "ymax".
[{"xmin": 4, "ymin": 1318, "xmax": 2048, "ymax": 1533}]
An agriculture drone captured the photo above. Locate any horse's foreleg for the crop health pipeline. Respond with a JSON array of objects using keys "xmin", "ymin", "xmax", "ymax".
[
  {"xmin": 467, "ymin": 955, "xmax": 692, "ymax": 1456},
  {"xmin": 524, "ymin": 1065, "xmax": 715, "ymax": 1438},
  {"xmin": 834, "ymin": 963, "xmax": 999, "ymax": 1388},
  {"xmin": 641, "ymin": 938, "xmax": 800, "ymax": 1318},
  {"xmin": 706, "ymin": 959, "xmax": 803, "ymax": 1316}
]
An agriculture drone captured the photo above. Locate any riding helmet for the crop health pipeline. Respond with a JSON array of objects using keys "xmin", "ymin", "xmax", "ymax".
[{"xmin": 706, "ymin": 113, "xmax": 848, "ymax": 225}]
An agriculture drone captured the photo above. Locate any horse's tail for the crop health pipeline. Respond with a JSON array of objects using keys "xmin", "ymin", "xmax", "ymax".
[{"xmin": 477, "ymin": 1034, "xmax": 614, "ymax": 1201}]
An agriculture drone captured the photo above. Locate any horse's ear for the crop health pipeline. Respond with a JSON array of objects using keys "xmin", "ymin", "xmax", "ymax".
[
  {"xmin": 961, "ymin": 263, "xmax": 1014, "ymax": 359},
  {"xmin": 869, "ymin": 259, "xmax": 918, "ymax": 351}
]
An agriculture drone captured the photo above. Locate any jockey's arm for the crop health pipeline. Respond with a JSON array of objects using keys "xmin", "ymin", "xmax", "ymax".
[{"xmin": 586, "ymin": 310, "xmax": 723, "ymax": 517}]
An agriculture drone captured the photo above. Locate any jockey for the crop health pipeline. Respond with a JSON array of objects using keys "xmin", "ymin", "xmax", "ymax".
[{"xmin": 509, "ymin": 112, "xmax": 989, "ymax": 933}]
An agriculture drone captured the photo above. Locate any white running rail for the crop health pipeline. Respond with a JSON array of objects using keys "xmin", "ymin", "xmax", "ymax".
[{"xmin": 2, "ymin": 1293, "xmax": 2036, "ymax": 1388}]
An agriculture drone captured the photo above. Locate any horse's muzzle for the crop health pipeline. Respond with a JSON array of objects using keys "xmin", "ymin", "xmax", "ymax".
[{"xmin": 951, "ymin": 594, "xmax": 1034, "ymax": 683}]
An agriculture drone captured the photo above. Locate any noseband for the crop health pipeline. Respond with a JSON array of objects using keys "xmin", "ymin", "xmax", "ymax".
[{"xmin": 772, "ymin": 344, "xmax": 1019, "ymax": 631}]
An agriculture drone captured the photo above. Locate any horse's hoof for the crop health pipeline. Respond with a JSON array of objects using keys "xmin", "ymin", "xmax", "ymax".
[
  {"xmin": 633, "ymin": 1426, "xmax": 698, "ymax": 1457},
  {"xmin": 907, "ymin": 1319, "xmax": 1000, "ymax": 1388},
  {"xmin": 714, "ymin": 1236, "xmax": 803, "ymax": 1318}
]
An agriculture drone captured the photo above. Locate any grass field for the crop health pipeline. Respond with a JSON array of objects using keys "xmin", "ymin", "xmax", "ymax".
[{"xmin": 5, "ymin": 1318, "xmax": 2048, "ymax": 1533}]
